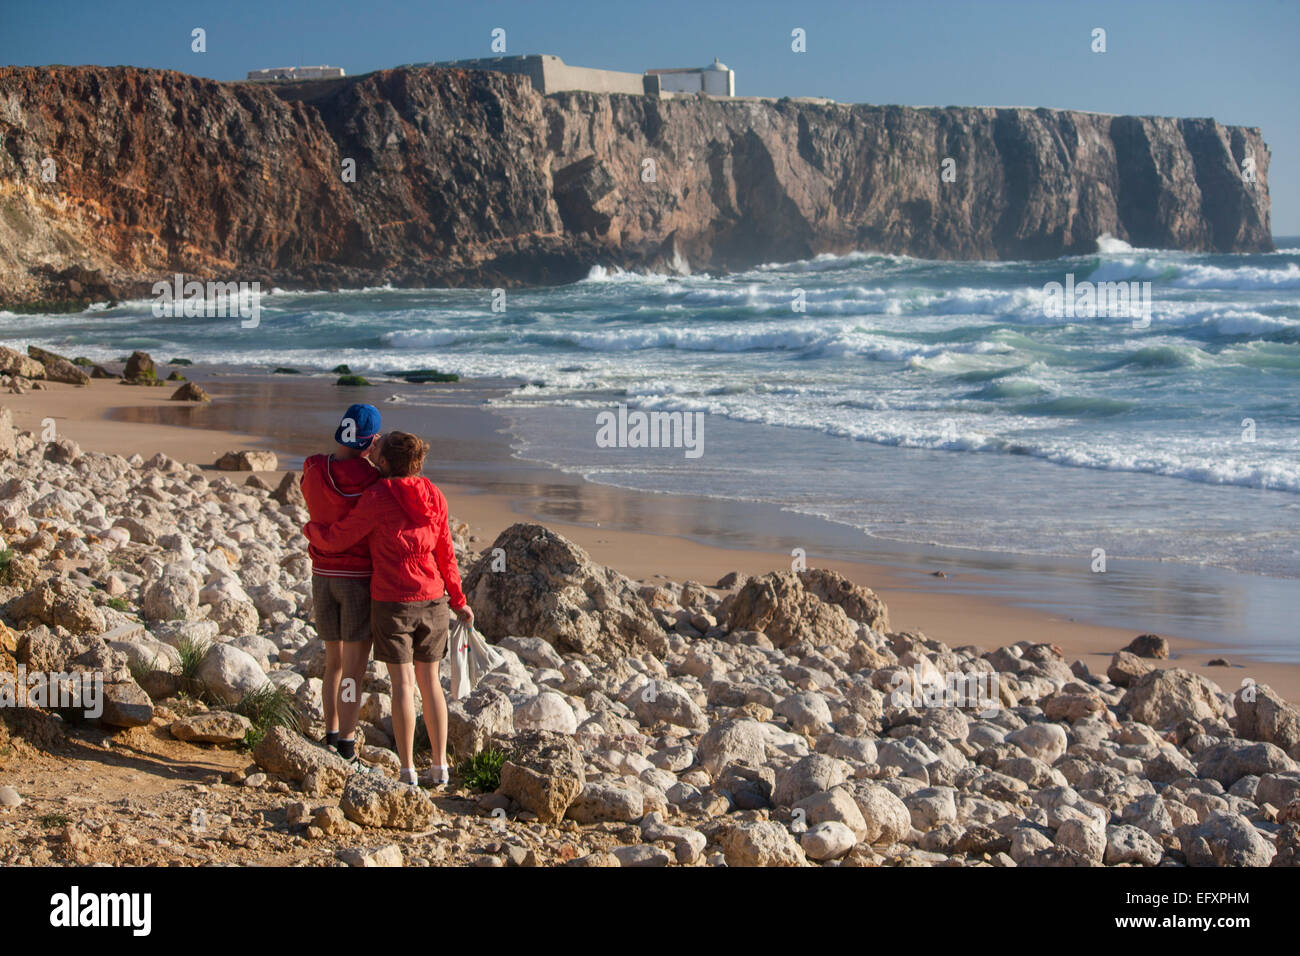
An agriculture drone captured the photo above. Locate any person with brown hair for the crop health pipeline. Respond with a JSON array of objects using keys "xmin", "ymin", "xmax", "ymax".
[{"xmin": 303, "ymin": 430, "xmax": 472, "ymax": 788}]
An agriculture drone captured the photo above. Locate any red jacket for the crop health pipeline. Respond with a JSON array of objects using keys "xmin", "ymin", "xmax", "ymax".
[
  {"xmin": 300, "ymin": 454, "xmax": 380, "ymax": 577},
  {"xmin": 303, "ymin": 476, "xmax": 466, "ymax": 608}
]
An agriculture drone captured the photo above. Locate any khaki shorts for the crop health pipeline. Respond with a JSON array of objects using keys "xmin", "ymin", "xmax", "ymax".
[
  {"xmin": 312, "ymin": 575, "xmax": 372, "ymax": 644},
  {"xmin": 371, "ymin": 597, "xmax": 450, "ymax": 664}
]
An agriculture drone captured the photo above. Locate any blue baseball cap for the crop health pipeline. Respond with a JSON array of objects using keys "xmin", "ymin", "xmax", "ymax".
[{"xmin": 335, "ymin": 404, "xmax": 381, "ymax": 449}]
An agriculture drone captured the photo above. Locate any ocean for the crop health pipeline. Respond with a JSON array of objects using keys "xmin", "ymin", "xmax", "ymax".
[{"xmin": 5, "ymin": 239, "xmax": 1299, "ymax": 590}]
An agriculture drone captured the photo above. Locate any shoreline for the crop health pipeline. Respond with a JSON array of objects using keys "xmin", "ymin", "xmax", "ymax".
[{"xmin": 5, "ymin": 369, "xmax": 1299, "ymax": 703}]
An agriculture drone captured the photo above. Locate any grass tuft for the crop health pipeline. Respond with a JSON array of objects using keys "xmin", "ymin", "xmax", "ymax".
[{"xmin": 456, "ymin": 748, "xmax": 508, "ymax": 793}]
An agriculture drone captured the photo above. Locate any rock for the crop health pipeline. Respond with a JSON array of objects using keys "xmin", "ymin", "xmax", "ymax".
[
  {"xmin": 208, "ymin": 598, "xmax": 260, "ymax": 637},
  {"xmin": 851, "ymin": 783, "xmax": 912, "ymax": 845},
  {"xmin": 340, "ymin": 773, "xmax": 435, "ymax": 830},
  {"xmin": 801, "ymin": 821, "xmax": 857, "ymax": 861},
  {"xmin": 170, "ymin": 711, "xmax": 253, "ymax": 744},
  {"xmin": 1125, "ymin": 634, "xmax": 1169, "ymax": 659},
  {"xmin": 142, "ymin": 565, "xmax": 200, "ymax": 621},
  {"xmin": 6, "ymin": 579, "xmax": 105, "ymax": 634},
  {"xmin": 98, "ymin": 680, "xmax": 155, "ymax": 727},
  {"xmin": 462, "ymin": 524, "xmax": 665, "ymax": 660},
  {"xmin": 27, "ymin": 345, "xmax": 89, "ymax": 385},
  {"xmin": 1106, "ymin": 651, "xmax": 1153, "ymax": 687},
  {"xmin": 0, "ymin": 345, "xmax": 45, "ymax": 379},
  {"xmin": 629, "ymin": 678, "xmax": 709, "ymax": 732},
  {"xmin": 640, "ymin": 812, "xmax": 707, "ymax": 864},
  {"xmin": 513, "ymin": 691, "xmax": 578, "ymax": 735},
  {"xmin": 794, "ymin": 786, "xmax": 868, "ymax": 840},
  {"xmin": 0, "ymin": 407, "xmax": 16, "ymax": 459},
  {"xmin": 497, "ymin": 636, "xmax": 565, "ymax": 670},
  {"xmin": 1007, "ymin": 722, "xmax": 1068, "ymax": 763},
  {"xmin": 214, "ymin": 450, "xmax": 278, "ymax": 471},
  {"xmin": 0, "ymin": 786, "xmax": 22, "ymax": 808},
  {"xmin": 271, "ymin": 472, "xmax": 307, "ymax": 508},
  {"xmin": 1234, "ymin": 683, "xmax": 1300, "ymax": 756},
  {"xmin": 1196, "ymin": 740, "xmax": 1295, "ymax": 786},
  {"xmin": 338, "ymin": 844, "xmax": 404, "ymax": 867},
  {"xmin": 775, "ymin": 691, "xmax": 834, "ymax": 736},
  {"xmin": 611, "ymin": 845, "xmax": 672, "ymax": 867},
  {"xmin": 723, "ymin": 570, "xmax": 860, "ymax": 649},
  {"xmin": 1183, "ymin": 811, "xmax": 1276, "ymax": 867},
  {"xmin": 773, "ymin": 754, "xmax": 848, "ymax": 807},
  {"xmin": 253, "ymin": 726, "xmax": 352, "ymax": 790},
  {"xmin": 170, "ymin": 381, "xmax": 210, "ymax": 402},
  {"xmin": 798, "ymin": 568, "xmax": 890, "ymax": 632},
  {"xmin": 696, "ymin": 718, "xmax": 766, "ymax": 777},
  {"xmin": 717, "ymin": 820, "xmax": 807, "ymax": 867},
  {"xmin": 566, "ymin": 782, "xmax": 645, "ymax": 823},
  {"xmin": 448, "ymin": 686, "xmax": 514, "ymax": 758},
  {"xmin": 903, "ymin": 786, "xmax": 958, "ymax": 832},
  {"xmin": 1056, "ymin": 817, "xmax": 1105, "ymax": 865},
  {"xmin": 123, "ymin": 350, "xmax": 156, "ymax": 381},
  {"xmin": 310, "ymin": 806, "xmax": 353, "ymax": 836},
  {"xmin": 496, "ymin": 730, "xmax": 585, "ymax": 824},
  {"xmin": 196, "ymin": 643, "xmax": 271, "ymax": 703},
  {"xmin": 1104, "ymin": 824, "xmax": 1163, "ymax": 866},
  {"xmin": 1121, "ymin": 668, "xmax": 1227, "ymax": 729}
]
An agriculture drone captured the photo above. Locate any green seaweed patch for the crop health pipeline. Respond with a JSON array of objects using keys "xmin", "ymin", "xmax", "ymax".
[
  {"xmin": 272, "ymin": 367, "xmax": 301, "ymax": 375},
  {"xmin": 166, "ymin": 370, "xmax": 186, "ymax": 381},
  {"xmin": 336, "ymin": 375, "xmax": 372, "ymax": 387},
  {"xmin": 392, "ymin": 368, "xmax": 459, "ymax": 383},
  {"xmin": 72, "ymin": 357, "xmax": 94, "ymax": 367},
  {"xmin": 331, "ymin": 364, "xmax": 351, "ymax": 374},
  {"xmin": 169, "ymin": 358, "xmax": 193, "ymax": 366}
]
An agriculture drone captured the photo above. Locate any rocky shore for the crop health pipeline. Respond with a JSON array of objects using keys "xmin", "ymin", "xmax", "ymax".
[{"xmin": 1, "ymin": 398, "xmax": 1299, "ymax": 867}]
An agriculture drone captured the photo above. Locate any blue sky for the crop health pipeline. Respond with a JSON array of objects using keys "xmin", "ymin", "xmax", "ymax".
[{"xmin": 2, "ymin": 0, "xmax": 1297, "ymax": 233}]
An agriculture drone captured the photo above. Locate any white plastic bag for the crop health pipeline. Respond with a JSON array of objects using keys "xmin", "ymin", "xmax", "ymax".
[
  {"xmin": 467, "ymin": 626, "xmax": 506, "ymax": 685},
  {"xmin": 447, "ymin": 620, "xmax": 505, "ymax": 700},
  {"xmin": 448, "ymin": 621, "xmax": 472, "ymax": 700}
]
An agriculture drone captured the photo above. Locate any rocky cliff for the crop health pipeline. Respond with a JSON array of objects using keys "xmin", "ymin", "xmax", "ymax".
[{"xmin": 0, "ymin": 65, "xmax": 1273, "ymax": 307}]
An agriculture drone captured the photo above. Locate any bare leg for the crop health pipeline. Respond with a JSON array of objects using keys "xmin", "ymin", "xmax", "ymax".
[
  {"xmin": 388, "ymin": 661, "xmax": 417, "ymax": 770},
  {"xmin": 414, "ymin": 661, "xmax": 448, "ymax": 768},
  {"xmin": 338, "ymin": 642, "xmax": 371, "ymax": 740},
  {"xmin": 322, "ymin": 641, "xmax": 342, "ymax": 734}
]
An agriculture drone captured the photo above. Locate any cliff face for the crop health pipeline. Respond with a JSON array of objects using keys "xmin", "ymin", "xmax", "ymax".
[{"xmin": 0, "ymin": 65, "xmax": 1273, "ymax": 306}]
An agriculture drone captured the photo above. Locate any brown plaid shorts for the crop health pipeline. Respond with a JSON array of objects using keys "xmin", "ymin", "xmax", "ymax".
[
  {"xmin": 370, "ymin": 597, "xmax": 450, "ymax": 664},
  {"xmin": 311, "ymin": 575, "xmax": 372, "ymax": 644}
]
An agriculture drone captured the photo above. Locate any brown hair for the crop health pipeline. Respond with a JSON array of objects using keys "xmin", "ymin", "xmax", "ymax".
[{"xmin": 380, "ymin": 431, "xmax": 429, "ymax": 478}]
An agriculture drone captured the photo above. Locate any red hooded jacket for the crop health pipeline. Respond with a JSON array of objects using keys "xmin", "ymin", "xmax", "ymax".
[
  {"xmin": 303, "ymin": 476, "xmax": 466, "ymax": 608},
  {"xmin": 300, "ymin": 454, "xmax": 380, "ymax": 577}
]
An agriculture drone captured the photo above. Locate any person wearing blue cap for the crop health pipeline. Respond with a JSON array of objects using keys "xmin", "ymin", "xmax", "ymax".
[{"xmin": 300, "ymin": 403, "xmax": 382, "ymax": 764}]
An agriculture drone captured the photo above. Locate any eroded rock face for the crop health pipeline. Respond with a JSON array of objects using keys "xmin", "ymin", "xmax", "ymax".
[
  {"xmin": 1121, "ymin": 668, "xmax": 1228, "ymax": 729},
  {"xmin": 495, "ymin": 729, "xmax": 585, "ymax": 824},
  {"xmin": 0, "ymin": 65, "xmax": 1272, "ymax": 307},
  {"xmin": 340, "ymin": 773, "xmax": 435, "ymax": 831},
  {"xmin": 722, "ymin": 571, "xmax": 862, "ymax": 649},
  {"xmin": 253, "ymin": 726, "xmax": 351, "ymax": 791},
  {"xmin": 463, "ymin": 523, "xmax": 665, "ymax": 660}
]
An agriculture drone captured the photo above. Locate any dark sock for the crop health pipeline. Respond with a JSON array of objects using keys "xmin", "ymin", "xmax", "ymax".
[
  {"xmin": 335, "ymin": 737, "xmax": 356, "ymax": 760},
  {"xmin": 325, "ymin": 731, "xmax": 339, "ymax": 749}
]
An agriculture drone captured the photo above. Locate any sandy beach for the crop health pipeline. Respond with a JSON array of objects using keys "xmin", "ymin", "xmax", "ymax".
[{"xmin": 7, "ymin": 370, "xmax": 1298, "ymax": 703}]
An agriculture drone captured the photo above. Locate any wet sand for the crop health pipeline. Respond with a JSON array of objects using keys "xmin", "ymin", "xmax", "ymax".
[{"xmin": 6, "ymin": 368, "xmax": 1297, "ymax": 702}]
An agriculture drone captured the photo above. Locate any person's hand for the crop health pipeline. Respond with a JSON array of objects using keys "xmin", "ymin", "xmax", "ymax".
[{"xmin": 454, "ymin": 604, "xmax": 475, "ymax": 627}]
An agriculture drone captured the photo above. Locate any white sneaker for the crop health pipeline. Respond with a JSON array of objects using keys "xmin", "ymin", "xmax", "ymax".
[{"xmin": 420, "ymin": 765, "xmax": 451, "ymax": 789}]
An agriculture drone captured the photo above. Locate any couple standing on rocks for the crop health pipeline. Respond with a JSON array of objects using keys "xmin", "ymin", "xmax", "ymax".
[{"xmin": 300, "ymin": 403, "xmax": 474, "ymax": 788}]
